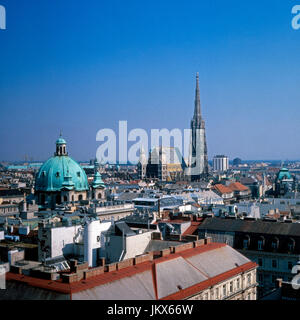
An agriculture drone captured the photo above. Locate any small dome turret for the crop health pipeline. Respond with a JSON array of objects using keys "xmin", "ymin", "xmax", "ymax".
[{"xmin": 55, "ymin": 134, "xmax": 68, "ymax": 156}]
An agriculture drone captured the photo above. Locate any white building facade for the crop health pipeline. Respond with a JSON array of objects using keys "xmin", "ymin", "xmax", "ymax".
[{"xmin": 213, "ymin": 155, "xmax": 229, "ymax": 172}]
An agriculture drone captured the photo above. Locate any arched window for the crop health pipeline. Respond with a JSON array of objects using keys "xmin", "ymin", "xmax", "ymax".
[
  {"xmin": 243, "ymin": 235, "xmax": 250, "ymax": 249},
  {"xmin": 64, "ymin": 196, "xmax": 68, "ymax": 202},
  {"xmin": 98, "ymin": 193, "xmax": 102, "ymax": 199},
  {"xmin": 271, "ymin": 237, "xmax": 279, "ymax": 250},
  {"xmin": 288, "ymin": 238, "xmax": 295, "ymax": 252},
  {"xmin": 78, "ymin": 195, "xmax": 83, "ymax": 201},
  {"xmin": 258, "ymin": 236, "xmax": 265, "ymax": 250}
]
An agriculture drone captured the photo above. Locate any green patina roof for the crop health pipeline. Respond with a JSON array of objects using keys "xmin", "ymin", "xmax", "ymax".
[
  {"xmin": 92, "ymin": 171, "xmax": 105, "ymax": 189},
  {"xmin": 62, "ymin": 170, "xmax": 76, "ymax": 190},
  {"xmin": 277, "ymin": 168, "xmax": 292, "ymax": 181},
  {"xmin": 35, "ymin": 156, "xmax": 89, "ymax": 192},
  {"xmin": 56, "ymin": 138, "xmax": 66, "ymax": 145}
]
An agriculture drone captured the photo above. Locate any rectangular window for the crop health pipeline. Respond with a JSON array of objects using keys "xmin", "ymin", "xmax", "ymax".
[
  {"xmin": 258, "ymin": 274, "xmax": 263, "ymax": 282},
  {"xmin": 288, "ymin": 262, "xmax": 293, "ymax": 270},
  {"xmin": 237, "ymin": 278, "xmax": 240, "ymax": 289},
  {"xmin": 288, "ymin": 243, "xmax": 294, "ymax": 252},
  {"xmin": 258, "ymin": 258, "xmax": 263, "ymax": 267},
  {"xmin": 258, "ymin": 240, "xmax": 263, "ymax": 250},
  {"xmin": 243, "ymin": 239, "xmax": 248, "ymax": 249},
  {"xmin": 272, "ymin": 275, "xmax": 277, "ymax": 284},
  {"xmin": 272, "ymin": 260, "xmax": 277, "ymax": 268},
  {"xmin": 223, "ymin": 284, "xmax": 226, "ymax": 297},
  {"xmin": 230, "ymin": 281, "xmax": 233, "ymax": 293},
  {"xmin": 216, "ymin": 287, "xmax": 219, "ymax": 300},
  {"xmin": 247, "ymin": 273, "xmax": 251, "ymax": 285}
]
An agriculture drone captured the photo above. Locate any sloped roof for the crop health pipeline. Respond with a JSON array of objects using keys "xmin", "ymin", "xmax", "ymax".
[
  {"xmin": 115, "ymin": 221, "xmax": 136, "ymax": 236},
  {"xmin": 198, "ymin": 217, "xmax": 300, "ymax": 237},
  {"xmin": 3, "ymin": 242, "xmax": 256, "ymax": 300},
  {"xmin": 182, "ymin": 220, "xmax": 203, "ymax": 236},
  {"xmin": 144, "ymin": 240, "xmax": 183, "ymax": 252},
  {"xmin": 240, "ymin": 177, "xmax": 257, "ymax": 185},
  {"xmin": 228, "ymin": 182, "xmax": 249, "ymax": 192},
  {"xmin": 213, "ymin": 184, "xmax": 233, "ymax": 195}
]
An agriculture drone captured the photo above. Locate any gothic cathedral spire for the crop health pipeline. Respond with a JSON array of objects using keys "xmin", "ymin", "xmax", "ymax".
[{"xmin": 187, "ymin": 73, "xmax": 209, "ymax": 181}]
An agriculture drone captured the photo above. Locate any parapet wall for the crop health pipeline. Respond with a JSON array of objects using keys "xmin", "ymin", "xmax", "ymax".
[{"xmin": 9, "ymin": 237, "xmax": 213, "ymax": 284}]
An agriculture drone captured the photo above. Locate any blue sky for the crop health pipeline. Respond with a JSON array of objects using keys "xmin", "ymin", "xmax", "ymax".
[{"xmin": 0, "ymin": 0, "xmax": 300, "ymax": 162}]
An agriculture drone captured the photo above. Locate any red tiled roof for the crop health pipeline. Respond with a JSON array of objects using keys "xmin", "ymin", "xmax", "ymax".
[
  {"xmin": 213, "ymin": 184, "xmax": 233, "ymax": 195},
  {"xmin": 266, "ymin": 213, "xmax": 280, "ymax": 219},
  {"xmin": 279, "ymin": 211, "xmax": 290, "ymax": 216},
  {"xmin": 228, "ymin": 182, "xmax": 250, "ymax": 192},
  {"xmin": 6, "ymin": 273, "xmax": 72, "ymax": 294},
  {"xmin": 5, "ymin": 242, "xmax": 257, "ymax": 300},
  {"xmin": 182, "ymin": 220, "xmax": 203, "ymax": 236},
  {"xmin": 129, "ymin": 181, "xmax": 139, "ymax": 184}
]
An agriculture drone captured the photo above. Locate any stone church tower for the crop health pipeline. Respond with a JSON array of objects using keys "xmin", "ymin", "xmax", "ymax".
[{"xmin": 186, "ymin": 73, "xmax": 209, "ymax": 181}]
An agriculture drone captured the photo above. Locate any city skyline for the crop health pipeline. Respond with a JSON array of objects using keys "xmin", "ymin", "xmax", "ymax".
[
  {"xmin": 2, "ymin": 0, "xmax": 300, "ymax": 305},
  {"xmin": 1, "ymin": 0, "xmax": 300, "ymax": 161}
]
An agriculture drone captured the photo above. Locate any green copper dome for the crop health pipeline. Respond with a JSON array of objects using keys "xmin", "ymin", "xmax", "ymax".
[
  {"xmin": 277, "ymin": 168, "xmax": 292, "ymax": 181},
  {"xmin": 56, "ymin": 138, "xmax": 66, "ymax": 145},
  {"xmin": 35, "ymin": 137, "xmax": 89, "ymax": 192}
]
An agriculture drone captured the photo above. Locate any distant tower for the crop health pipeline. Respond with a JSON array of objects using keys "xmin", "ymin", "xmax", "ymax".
[
  {"xmin": 91, "ymin": 159, "xmax": 106, "ymax": 200},
  {"xmin": 213, "ymin": 155, "xmax": 229, "ymax": 172},
  {"xmin": 137, "ymin": 147, "xmax": 148, "ymax": 180},
  {"xmin": 187, "ymin": 73, "xmax": 209, "ymax": 181}
]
